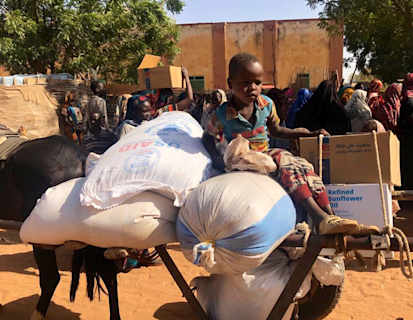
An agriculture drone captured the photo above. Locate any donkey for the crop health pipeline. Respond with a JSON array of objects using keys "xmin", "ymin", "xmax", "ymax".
[{"xmin": 0, "ymin": 136, "xmax": 121, "ymax": 320}]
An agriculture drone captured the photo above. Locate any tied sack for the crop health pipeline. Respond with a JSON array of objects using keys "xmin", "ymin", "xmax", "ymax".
[
  {"xmin": 20, "ymin": 178, "xmax": 178, "ymax": 248},
  {"xmin": 80, "ymin": 111, "xmax": 212, "ymax": 209},
  {"xmin": 191, "ymin": 249, "xmax": 343, "ymax": 320},
  {"xmin": 177, "ymin": 171, "xmax": 296, "ymax": 275}
]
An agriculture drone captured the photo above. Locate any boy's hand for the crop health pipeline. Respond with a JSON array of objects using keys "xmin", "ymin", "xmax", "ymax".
[
  {"xmin": 181, "ymin": 66, "xmax": 189, "ymax": 78},
  {"xmin": 313, "ymin": 129, "xmax": 330, "ymax": 137}
]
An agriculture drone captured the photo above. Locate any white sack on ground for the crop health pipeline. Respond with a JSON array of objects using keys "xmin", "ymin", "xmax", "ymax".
[
  {"xmin": 20, "ymin": 178, "xmax": 178, "ymax": 248},
  {"xmin": 80, "ymin": 111, "xmax": 212, "ymax": 209},
  {"xmin": 177, "ymin": 171, "xmax": 296, "ymax": 275},
  {"xmin": 191, "ymin": 249, "xmax": 312, "ymax": 320}
]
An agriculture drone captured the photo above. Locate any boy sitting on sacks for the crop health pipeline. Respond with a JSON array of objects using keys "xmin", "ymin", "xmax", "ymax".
[{"xmin": 202, "ymin": 52, "xmax": 378, "ymax": 236}]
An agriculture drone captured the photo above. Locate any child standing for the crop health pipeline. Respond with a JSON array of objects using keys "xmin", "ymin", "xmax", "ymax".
[{"xmin": 203, "ymin": 53, "xmax": 377, "ymax": 236}]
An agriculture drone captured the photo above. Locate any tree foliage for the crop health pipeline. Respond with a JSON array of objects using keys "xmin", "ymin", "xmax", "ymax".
[
  {"xmin": 0, "ymin": 0, "xmax": 184, "ymax": 83},
  {"xmin": 307, "ymin": 0, "xmax": 413, "ymax": 82}
]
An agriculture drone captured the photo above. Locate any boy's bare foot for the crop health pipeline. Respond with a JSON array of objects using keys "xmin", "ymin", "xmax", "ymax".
[
  {"xmin": 318, "ymin": 216, "xmax": 359, "ymax": 235},
  {"xmin": 349, "ymin": 224, "xmax": 380, "ymax": 237}
]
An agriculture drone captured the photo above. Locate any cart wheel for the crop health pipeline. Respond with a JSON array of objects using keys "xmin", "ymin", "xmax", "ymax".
[{"xmin": 292, "ymin": 257, "xmax": 345, "ymax": 320}]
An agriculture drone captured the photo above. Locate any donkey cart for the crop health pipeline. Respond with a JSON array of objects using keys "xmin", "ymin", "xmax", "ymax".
[{"xmin": 1, "ymin": 217, "xmax": 412, "ymax": 320}]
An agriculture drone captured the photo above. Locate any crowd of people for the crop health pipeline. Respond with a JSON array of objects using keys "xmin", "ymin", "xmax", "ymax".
[{"xmin": 59, "ymin": 52, "xmax": 413, "ymax": 242}]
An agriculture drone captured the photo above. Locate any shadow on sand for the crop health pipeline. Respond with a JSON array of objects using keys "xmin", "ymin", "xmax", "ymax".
[
  {"xmin": 0, "ymin": 294, "xmax": 81, "ymax": 320},
  {"xmin": 154, "ymin": 302, "xmax": 196, "ymax": 320}
]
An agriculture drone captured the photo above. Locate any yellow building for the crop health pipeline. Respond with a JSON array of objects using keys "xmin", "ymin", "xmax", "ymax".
[{"xmin": 174, "ymin": 19, "xmax": 343, "ymax": 91}]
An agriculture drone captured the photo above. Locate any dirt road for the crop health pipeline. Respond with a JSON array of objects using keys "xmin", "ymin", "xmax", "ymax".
[{"xmin": 1, "ymin": 207, "xmax": 412, "ymax": 320}]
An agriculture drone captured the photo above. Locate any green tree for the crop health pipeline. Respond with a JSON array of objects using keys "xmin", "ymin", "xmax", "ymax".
[
  {"xmin": 0, "ymin": 0, "xmax": 184, "ymax": 83},
  {"xmin": 307, "ymin": 0, "xmax": 413, "ymax": 83}
]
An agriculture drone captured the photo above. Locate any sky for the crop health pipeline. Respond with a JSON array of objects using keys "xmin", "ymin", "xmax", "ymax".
[
  {"xmin": 172, "ymin": 0, "xmax": 354, "ymax": 82},
  {"xmin": 173, "ymin": 0, "xmax": 322, "ymax": 24}
]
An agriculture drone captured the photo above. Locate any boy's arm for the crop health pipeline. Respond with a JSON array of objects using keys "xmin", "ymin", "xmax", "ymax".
[
  {"xmin": 202, "ymin": 132, "xmax": 225, "ymax": 171},
  {"xmin": 268, "ymin": 124, "xmax": 329, "ymax": 140},
  {"xmin": 176, "ymin": 66, "xmax": 194, "ymax": 111}
]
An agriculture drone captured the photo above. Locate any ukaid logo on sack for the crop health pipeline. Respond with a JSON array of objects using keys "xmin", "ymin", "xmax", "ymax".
[
  {"xmin": 145, "ymin": 123, "xmax": 192, "ymax": 137},
  {"xmin": 80, "ymin": 111, "xmax": 212, "ymax": 209},
  {"xmin": 124, "ymin": 148, "xmax": 161, "ymax": 174}
]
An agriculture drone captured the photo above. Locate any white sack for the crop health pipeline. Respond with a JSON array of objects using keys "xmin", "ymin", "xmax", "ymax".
[
  {"xmin": 177, "ymin": 171, "xmax": 296, "ymax": 275},
  {"xmin": 80, "ymin": 111, "xmax": 212, "ymax": 209},
  {"xmin": 20, "ymin": 178, "xmax": 178, "ymax": 248},
  {"xmin": 312, "ymin": 257, "xmax": 343, "ymax": 286},
  {"xmin": 192, "ymin": 249, "xmax": 344, "ymax": 320},
  {"xmin": 191, "ymin": 249, "xmax": 312, "ymax": 320}
]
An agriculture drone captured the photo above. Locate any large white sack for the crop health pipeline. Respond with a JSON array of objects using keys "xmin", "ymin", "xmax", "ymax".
[
  {"xmin": 20, "ymin": 178, "xmax": 178, "ymax": 248},
  {"xmin": 177, "ymin": 171, "xmax": 296, "ymax": 275},
  {"xmin": 191, "ymin": 249, "xmax": 312, "ymax": 320},
  {"xmin": 80, "ymin": 111, "xmax": 212, "ymax": 209}
]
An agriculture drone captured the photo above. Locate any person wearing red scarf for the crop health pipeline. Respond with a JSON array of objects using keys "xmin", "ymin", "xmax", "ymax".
[
  {"xmin": 376, "ymin": 83, "xmax": 402, "ymax": 134},
  {"xmin": 367, "ymin": 79, "xmax": 384, "ymax": 119}
]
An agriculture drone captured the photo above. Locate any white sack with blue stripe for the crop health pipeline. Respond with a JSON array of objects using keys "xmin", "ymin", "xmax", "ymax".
[{"xmin": 177, "ymin": 171, "xmax": 296, "ymax": 275}]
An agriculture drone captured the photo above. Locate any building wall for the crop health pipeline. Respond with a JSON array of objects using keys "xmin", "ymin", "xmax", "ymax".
[
  {"xmin": 225, "ymin": 22, "xmax": 264, "ymax": 80},
  {"xmin": 276, "ymin": 20, "xmax": 330, "ymax": 88},
  {"xmin": 173, "ymin": 24, "xmax": 214, "ymax": 90},
  {"xmin": 174, "ymin": 19, "xmax": 343, "ymax": 91},
  {"xmin": 0, "ymin": 66, "xmax": 10, "ymax": 77}
]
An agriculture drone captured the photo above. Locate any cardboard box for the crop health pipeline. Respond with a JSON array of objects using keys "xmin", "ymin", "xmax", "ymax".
[
  {"xmin": 299, "ymin": 131, "xmax": 401, "ymax": 186},
  {"xmin": 137, "ymin": 54, "xmax": 183, "ymax": 90},
  {"xmin": 322, "ymin": 184, "xmax": 394, "ymax": 258}
]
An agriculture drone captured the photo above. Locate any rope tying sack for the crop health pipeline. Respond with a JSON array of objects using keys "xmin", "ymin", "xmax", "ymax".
[
  {"xmin": 372, "ymin": 130, "xmax": 413, "ymax": 280},
  {"xmin": 295, "ymin": 222, "xmax": 311, "ymax": 250}
]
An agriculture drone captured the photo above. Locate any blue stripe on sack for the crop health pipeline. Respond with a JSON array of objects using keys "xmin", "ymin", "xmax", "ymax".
[
  {"xmin": 176, "ymin": 194, "xmax": 296, "ymax": 255},
  {"xmin": 215, "ymin": 195, "xmax": 296, "ymax": 254},
  {"xmin": 176, "ymin": 218, "xmax": 201, "ymax": 251}
]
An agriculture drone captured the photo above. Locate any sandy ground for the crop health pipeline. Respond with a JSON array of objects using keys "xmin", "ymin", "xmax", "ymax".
[{"xmin": 1, "ymin": 206, "xmax": 413, "ymax": 320}]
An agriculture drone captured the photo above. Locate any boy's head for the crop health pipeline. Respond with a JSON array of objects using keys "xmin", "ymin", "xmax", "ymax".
[
  {"xmin": 228, "ymin": 53, "xmax": 263, "ymax": 104},
  {"xmin": 90, "ymin": 110, "xmax": 104, "ymax": 129},
  {"xmin": 91, "ymin": 81, "xmax": 105, "ymax": 97},
  {"xmin": 131, "ymin": 97, "xmax": 152, "ymax": 123}
]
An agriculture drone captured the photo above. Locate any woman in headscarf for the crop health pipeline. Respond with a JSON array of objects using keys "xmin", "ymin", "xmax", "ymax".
[
  {"xmin": 282, "ymin": 87, "xmax": 294, "ymax": 114},
  {"xmin": 338, "ymin": 83, "xmax": 351, "ymax": 98},
  {"xmin": 340, "ymin": 87, "xmax": 354, "ymax": 105},
  {"xmin": 295, "ymin": 80, "xmax": 350, "ymax": 135},
  {"xmin": 375, "ymin": 83, "xmax": 402, "ymax": 134},
  {"xmin": 400, "ymin": 73, "xmax": 413, "ymax": 189},
  {"xmin": 367, "ymin": 79, "xmax": 384, "ymax": 118},
  {"xmin": 344, "ymin": 89, "xmax": 372, "ymax": 132},
  {"xmin": 61, "ymin": 92, "xmax": 84, "ymax": 145},
  {"xmin": 267, "ymin": 88, "xmax": 288, "ymax": 123},
  {"xmin": 286, "ymin": 88, "xmax": 313, "ymax": 129},
  {"xmin": 265, "ymin": 88, "xmax": 293, "ymax": 148},
  {"xmin": 116, "ymin": 95, "xmax": 152, "ymax": 139},
  {"xmin": 201, "ymin": 89, "xmax": 227, "ymax": 129}
]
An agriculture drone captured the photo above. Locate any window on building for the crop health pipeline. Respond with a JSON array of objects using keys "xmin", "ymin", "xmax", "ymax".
[
  {"xmin": 296, "ymin": 73, "xmax": 310, "ymax": 88},
  {"xmin": 189, "ymin": 76, "xmax": 205, "ymax": 91}
]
